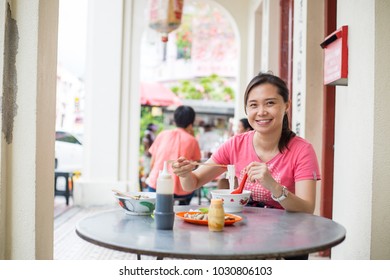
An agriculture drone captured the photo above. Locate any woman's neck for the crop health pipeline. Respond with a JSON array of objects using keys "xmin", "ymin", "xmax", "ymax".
[{"xmin": 253, "ymin": 131, "xmax": 280, "ymax": 155}]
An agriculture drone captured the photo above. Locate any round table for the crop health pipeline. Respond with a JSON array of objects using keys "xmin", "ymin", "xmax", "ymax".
[{"xmin": 76, "ymin": 206, "xmax": 346, "ymax": 260}]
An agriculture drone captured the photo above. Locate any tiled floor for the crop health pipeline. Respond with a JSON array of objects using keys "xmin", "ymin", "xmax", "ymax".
[
  {"xmin": 54, "ymin": 197, "xmax": 144, "ymax": 260},
  {"xmin": 53, "ymin": 195, "xmax": 204, "ymax": 260},
  {"xmin": 53, "ymin": 195, "xmax": 329, "ymax": 260}
]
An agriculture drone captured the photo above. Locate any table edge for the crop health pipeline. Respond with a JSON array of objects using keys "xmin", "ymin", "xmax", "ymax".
[{"xmin": 75, "ymin": 227, "xmax": 346, "ymax": 260}]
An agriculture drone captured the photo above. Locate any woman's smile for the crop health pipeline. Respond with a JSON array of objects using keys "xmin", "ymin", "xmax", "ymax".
[{"xmin": 255, "ymin": 118, "xmax": 273, "ymax": 126}]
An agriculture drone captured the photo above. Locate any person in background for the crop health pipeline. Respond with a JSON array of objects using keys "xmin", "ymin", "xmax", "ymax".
[
  {"xmin": 198, "ymin": 123, "xmax": 220, "ymax": 159},
  {"xmin": 146, "ymin": 105, "xmax": 201, "ymax": 205},
  {"xmin": 140, "ymin": 123, "xmax": 158, "ymax": 189},
  {"xmin": 237, "ymin": 118, "xmax": 253, "ymax": 134},
  {"xmin": 143, "ymin": 123, "xmax": 158, "ymax": 156}
]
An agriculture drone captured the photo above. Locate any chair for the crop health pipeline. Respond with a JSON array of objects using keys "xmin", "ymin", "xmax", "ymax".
[{"xmin": 54, "ymin": 172, "xmax": 74, "ymax": 205}]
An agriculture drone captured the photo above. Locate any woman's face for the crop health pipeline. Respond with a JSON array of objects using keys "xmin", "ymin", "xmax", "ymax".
[{"xmin": 245, "ymin": 83, "xmax": 289, "ymax": 135}]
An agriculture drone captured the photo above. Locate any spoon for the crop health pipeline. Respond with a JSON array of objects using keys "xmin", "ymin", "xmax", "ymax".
[{"xmin": 230, "ymin": 173, "xmax": 248, "ymax": 194}]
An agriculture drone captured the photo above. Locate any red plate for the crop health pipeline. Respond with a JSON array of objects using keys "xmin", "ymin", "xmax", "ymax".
[{"xmin": 175, "ymin": 211, "xmax": 242, "ymax": 226}]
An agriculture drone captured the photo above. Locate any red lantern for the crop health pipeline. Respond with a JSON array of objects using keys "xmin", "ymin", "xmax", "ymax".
[{"xmin": 148, "ymin": 0, "xmax": 184, "ymax": 42}]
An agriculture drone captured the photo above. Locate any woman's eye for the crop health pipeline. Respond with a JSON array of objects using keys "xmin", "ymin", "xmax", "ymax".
[{"xmin": 266, "ymin": 101, "xmax": 275, "ymax": 106}]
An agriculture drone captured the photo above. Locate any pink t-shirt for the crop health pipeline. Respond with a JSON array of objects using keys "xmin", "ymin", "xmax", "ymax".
[
  {"xmin": 212, "ymin": 130, "xmax": 321, "ymax": 209},
  {"xmin": 148, "ymin": 128, "xmax": 201, "ymax": 196}
]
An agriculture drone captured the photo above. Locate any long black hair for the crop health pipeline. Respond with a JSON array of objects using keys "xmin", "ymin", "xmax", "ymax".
[{"xmin": 243, "ymin": 72, "xmax": 296, "ymax": 152}]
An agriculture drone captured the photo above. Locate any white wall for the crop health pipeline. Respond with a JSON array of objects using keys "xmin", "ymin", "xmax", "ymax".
[
  {"xmin": 333, "ymin": 0, "xmax": 390, "ymax": 259},
  {"xmin": 371, "ymin": 0, "xmax": 390, "ymax": 260},
  {"xmin": 0, "ymin": 0, "xmax": 58, "ymax": 259}
]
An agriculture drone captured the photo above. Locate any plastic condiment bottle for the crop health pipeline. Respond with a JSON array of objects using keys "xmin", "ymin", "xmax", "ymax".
[
  {"xmin": 208, "ymin": 199, "xmax": 225, "ymax": 232},
  {"xmin": 155, "ymin": 161, "xmax": 175, "ymax": 230}
]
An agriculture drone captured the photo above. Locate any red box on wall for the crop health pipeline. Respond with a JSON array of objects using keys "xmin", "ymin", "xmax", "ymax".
[{"xmin": 320, "ymin": 25, "xmax": 348, "ymax": 86}]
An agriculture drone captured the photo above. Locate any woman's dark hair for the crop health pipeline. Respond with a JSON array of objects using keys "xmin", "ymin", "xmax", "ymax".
[
  {"xmin": 174, "ymin": 105, "xmax": 196, "ymax": 128},
  {"xmin": 243, "ymin": 72, "xmax": 296, "ymax": 152},
  {"xmin": 239, "ymin": 118, "xmax": 253, "ymax": 131}
]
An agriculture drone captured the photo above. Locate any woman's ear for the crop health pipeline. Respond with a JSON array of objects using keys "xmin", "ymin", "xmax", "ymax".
[{"xmin": 285, "ymin": 100, "xmax": 291, "ymax": 113}]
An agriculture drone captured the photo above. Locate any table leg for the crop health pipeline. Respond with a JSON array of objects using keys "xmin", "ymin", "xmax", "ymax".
[{"xmin": 137, "ymin": 254, "xmax": 163, "ymax": 260}]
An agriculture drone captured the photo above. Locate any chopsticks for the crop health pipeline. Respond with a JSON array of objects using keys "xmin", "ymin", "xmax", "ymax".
[
  {"xmin": 167, "ymin": 159, "xmax": 227, "ymax": 168},
  {"xmin": 190, "ymin": 161, "xmax": 227, "ymax": 168}
]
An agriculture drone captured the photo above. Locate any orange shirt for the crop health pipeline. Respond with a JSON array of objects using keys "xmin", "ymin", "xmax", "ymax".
[{"xmin": 148, "ymin": 128, "xmax": 201, "ymax": 196}]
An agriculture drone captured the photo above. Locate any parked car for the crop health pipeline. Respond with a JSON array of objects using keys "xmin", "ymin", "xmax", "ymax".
[{"xmin": 55, "ymin": 131, "xmax": 83, "ymax": 173}]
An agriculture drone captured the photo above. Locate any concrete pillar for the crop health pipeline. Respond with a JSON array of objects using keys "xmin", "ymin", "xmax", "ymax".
[
  {"xmin": 74, "ymin": 0, "xmax": 146, "ymax": 206},
  {"xmin": 0, "ymin": 0, "xmax": 58, "ymax": 259},
  {"xmin": 291, "ymin": 0, "xmax": 324, "ymax": 215}
]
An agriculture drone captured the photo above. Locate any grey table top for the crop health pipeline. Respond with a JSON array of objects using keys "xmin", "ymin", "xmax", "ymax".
[{"xmin": 75, "ymin": 206, "xmax": 346, "ymax": 260}]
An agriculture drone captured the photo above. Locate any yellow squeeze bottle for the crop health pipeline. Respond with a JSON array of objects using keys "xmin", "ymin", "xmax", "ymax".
[{"xmin": 208, "ymin": 199, "xmax": 225, "ymax": 232}]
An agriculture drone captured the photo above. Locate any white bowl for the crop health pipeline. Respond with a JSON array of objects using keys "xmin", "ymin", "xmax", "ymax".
[
  {"xmin": 210, "ymin": 189, "xmax": 251, "ymax": 213},
  {"xmin": 114, "ymin": 191, "xmax": 156, "ymax": 215}
]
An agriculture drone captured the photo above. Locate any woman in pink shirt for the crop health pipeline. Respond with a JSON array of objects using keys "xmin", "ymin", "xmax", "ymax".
[{"xmin": 172, "ymin": 73, "xmax": 320, "ymax": 214}]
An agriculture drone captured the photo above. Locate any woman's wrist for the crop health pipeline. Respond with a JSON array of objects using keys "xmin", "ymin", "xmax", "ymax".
[
  {"xmin": 271, "ymin": 184, "xmax": 289, "ymax": 202},
  {"xmin": 270, "ymin": 183, "xmax": 283, "ymax": 198},
  {"xmin": 179, "ymin": 173, "xmax": 197, "ymax": 191}
]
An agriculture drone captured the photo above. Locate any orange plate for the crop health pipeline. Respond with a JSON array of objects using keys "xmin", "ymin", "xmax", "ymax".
[{"xmin": 175, "ymin": 211, "xmax": 242, "ymax": 226}]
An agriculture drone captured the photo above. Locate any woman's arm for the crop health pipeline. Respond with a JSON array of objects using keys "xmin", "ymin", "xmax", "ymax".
[
  {"xmin": 172, "ymin": 157, "xmax": 225, "ymax": 192},
  {"xmin": 246, "ymin": 162, "xmax": 316, "ymax": 213},
  {"xmin": 272, "ymin": 180, "xmax": 316, "ymax": 214}
]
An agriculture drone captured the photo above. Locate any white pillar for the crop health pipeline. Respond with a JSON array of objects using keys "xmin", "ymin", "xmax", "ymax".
[
  {"xmin": 74, "ymin": 0, "xmax": 146, "ymax": 206},
  {"xmin": 291, "ymin": 0, "xmax": 324, "ymax": 215},
  {"xmin": 0, "ymin": 0, "xmax": 58, "ymax": 259}
]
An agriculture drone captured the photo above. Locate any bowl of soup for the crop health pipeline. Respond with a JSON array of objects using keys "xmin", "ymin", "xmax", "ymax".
[
  {"xmin": 210, "ymin": 189, "xmax": 251, "ymax": 213},
  {"xmin": 114, "ymin": 191, "xmax": 156, "ymax": 215}
]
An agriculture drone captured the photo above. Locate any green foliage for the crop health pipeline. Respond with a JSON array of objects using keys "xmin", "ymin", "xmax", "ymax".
[{"xmin": 171, "ymin": 74, "xmax": 235, "ymax": 101}]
